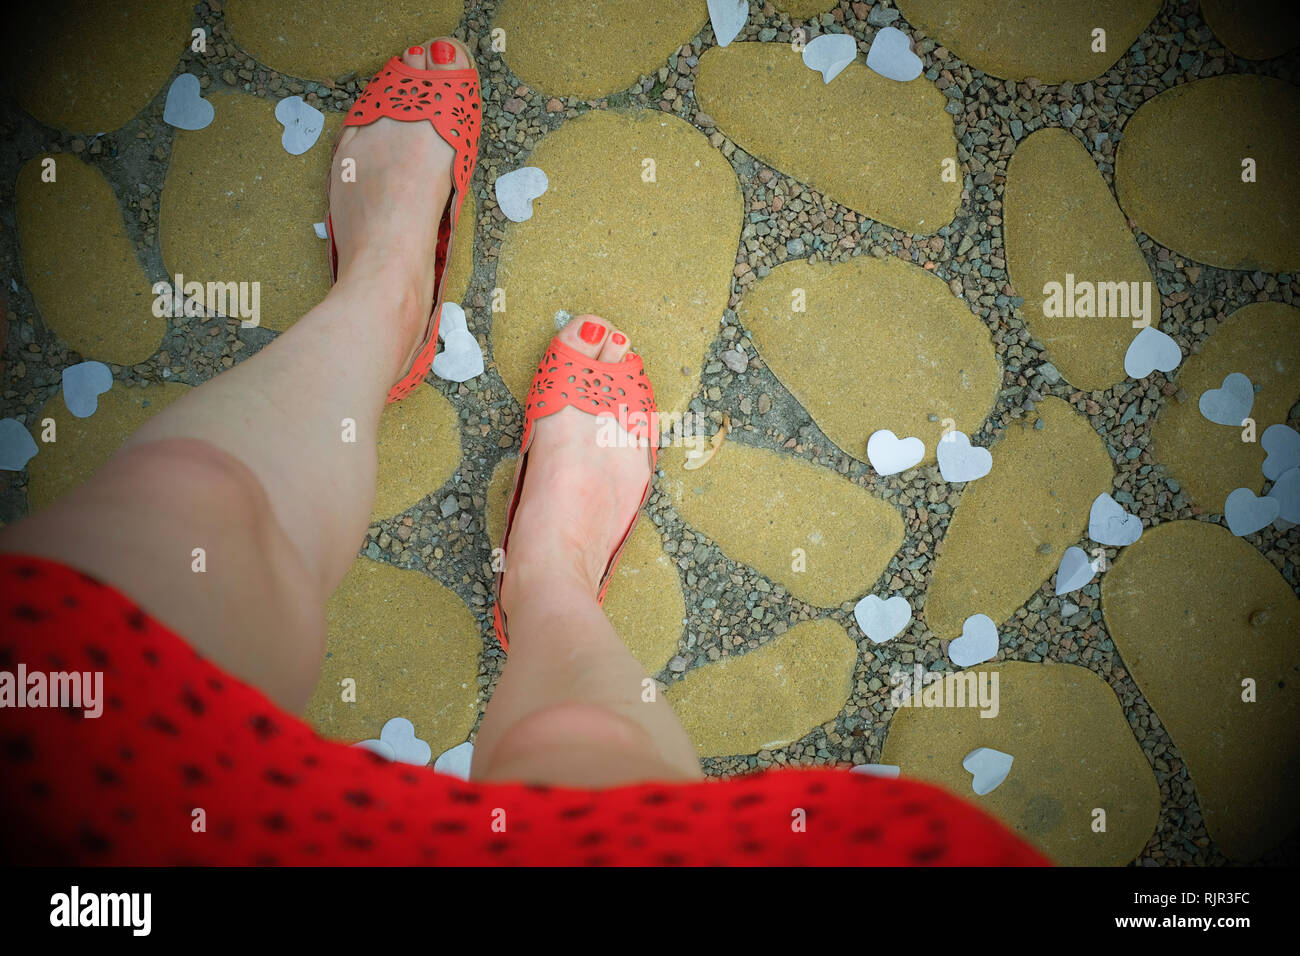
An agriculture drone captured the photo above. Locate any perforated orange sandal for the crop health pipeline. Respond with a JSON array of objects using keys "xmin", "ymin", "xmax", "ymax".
[
  {"xmin": 325, "ymin": 42, "xmax": 481, "ymax": 403},
  {"xmin": 491, "ymin": 336, "xmax": 660, "ymax": 651}
]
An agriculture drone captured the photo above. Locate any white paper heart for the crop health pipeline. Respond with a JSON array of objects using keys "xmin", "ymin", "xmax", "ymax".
[
  {"xmin": 1224, "ymin": 487, "xmax": 1280, "ymax": 536},
  {"xmin": 936, "ymin": 430, "xmax": 992, "ymax": 483},
  {"xmin": 1124, "ymin": 326, "xmax": 1181, "ymax": 379},
  {"xmin": 707, "ymin": 0, "xmax": 748, "ymax": 48},
  {"xmin": 495, "ymin": 166, "xmax": 549, "ymax": 223},
  {"xmin": 353, "ymin": 738, "xmax": 396, "ymax": 760},
  {"xmin": 963, "ymin": 747, "xmax": 1013, "ymax": 796},
  {"xmin": 850, "ymin": 764, "xmax": 901, "ymax": 779},
  {"xmin": 1198, "ymin": 372, "xmax": 1254, "ymax": 426},
  {"xmin": 1054, "ymin": 546, "xmax": 1095, "ymax": 595},
  {"xmin": 866, "ymin": 428, "xmax": 924, "ymax": 475},
  {"xmin": 1089, "ymin": 493, "xmax": 1143, "ymax": 546},
  {"xmin": 802, "ymin": 33, "xmax": 857, "ymax": 84},
  {"xmin": 431, "ymin": 302, "xmax": 484, "ymax": 383},
  {"xmin": 865, "ymin": 26, "xmax": 923, "ymax": 82},
  {"xmin": 163, "ymin": 73, "xmax": 214, "ymax": 130},
  {"xmin": 433, "ymin": 740, "xmax": 475, "ymax": 780},
  {"xmin": 360, "ymin": 717, "xmax": 432, "ymax": 766},
  {"xmin": 1262, "ymin": 424, "xmax": 1300, "ymax": 481},
  {"xmin": 313, "ymin": 222, "xmax": 328, "ymax": 239},
  {"xmin": 274, "ymin": 95, "xmax": 324, "ymax": 155},
  {"xmin": 1267, "ymin": 467, "xmax": 1300, "ymax": 524},
  {"xmin": 948, "ymin": 613, "xmax": 998, "ymax": 667},
  {"xmin": 61, "ymin": 361, "xmax": 113, "ymax": 419},
  {"xmin": 853, "ymin": 594, "xmax": 911, "ymax": 644},
  {"xmin": 0, "ymin": 419, "xmax": 39, "ymax": 471}
]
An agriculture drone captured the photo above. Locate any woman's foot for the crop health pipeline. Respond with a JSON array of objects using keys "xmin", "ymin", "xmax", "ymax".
[
  {"xmin": 500, "ymin": 315, "xmax": 655, "ymax": 620},
  {"xmin": 327, "ymin": 37, "xmax": 473, "ymax": 375}
]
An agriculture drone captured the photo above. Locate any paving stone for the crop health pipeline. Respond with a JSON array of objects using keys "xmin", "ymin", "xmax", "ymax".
[
  {"xmin": 305, "ymin": 556, "xmax": 480, "ymax": 755},
  {"xmin": 1103, "ymin": 520, "xmax": 1300, "ymax": 861},
  {"xmin": 495, "ymin": 0, "xmax": 709, "ymax": 99},
  {"xmin": 1151, "ymin": 302, "xmax": 1300, "ymax": 510},
  {"xmin": 372, "ymin": 382, "xmax": 461, "ymax": 521},
  {"xmin": 444, "ymin": 191, "xmax": 477, "ymax": 309},
  {"xmin": 665, "ymin": 619, "xmax": 856, "ymax": 757},
  {"xmin": 695, "ymin": 42, "xmax": 959, "ymax": 234},
  {"xmin": 881, "ymin": 661, "xmax": 1160, "ymax": 865},
  {"xmin": 1115, "ymin": 75, "xmax": 1300, "ymax": 273},
  {"xmin": 925, "ymin": 397, "xmax": 1113, "ymax": 639},
  {"xmin": 1006, "ymin": 129, "xmax": 1156, "ymax": 391},
  {"xmin": 491, "ymin": 109, "xmax": 742, "ymax": 418},
  {"xmin": 486, "ymin": 455, "xmax": 684, "ymax": 675},
  {"xmin": 1200, "ymin": 0, "xmax": 1300, "ymax": 61},
  {"xmin": 160, "ymin": 93, "xmax": 341, "ymax": 333},
  {"xmin": 226, "ymin": 0, "xmax": 462, "ymax": 80},
  {"xmin": 17, "ymin": 155, "xmax": 166, "ymax": 365},
  {"xmin": 658, "ymin": 439, "xmax": 904, "ymax": 607},
  {"xmin": 26, "ymin": 382, "xmax": 190, "ymax": 511},
  {"xmin": 897, "ymin": 0, "xmax": 1161, "ymax": 82},
  {"xmin": 773, "ymin": 0, "xmax": 837, "ymax": 16},
  {"xmin": 741, "ymin": 255, "xmax": 1000, "ymax": 465},
  {"xmin": 0, "ymin": 1, "xmax": 194, "ymax": 132}
]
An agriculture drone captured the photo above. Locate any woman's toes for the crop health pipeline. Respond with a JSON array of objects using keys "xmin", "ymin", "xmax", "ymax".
[
  {"xmin": 597, "ymin": 327, "xmax": 631, "ymax": 363},
  {"xmin": 402, "ymin": 43, "xmax": 426, "ymax": 69},
  {"xmin": 560, "ymin": 313, "xmax": 611, "ymax": 358},
  {"xmin": 426, "ymin": 36, "xmax": 471, "ymax": 69}
]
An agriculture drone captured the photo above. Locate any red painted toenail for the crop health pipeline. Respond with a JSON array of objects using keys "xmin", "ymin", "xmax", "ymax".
[
  {"xmin": 432, "ymin": 41, "xmax": 456, "ymax": 64},
  {"xmin": 611, "ymin": 333, "xmax": 627, "ymax": 345},
  {"xmin": 408, "ymin": 45, "xmax": 424, "ymax": 57},
  {"xmin": 579, "ymin": 322, "xmax": 606, "ymax": 344}
]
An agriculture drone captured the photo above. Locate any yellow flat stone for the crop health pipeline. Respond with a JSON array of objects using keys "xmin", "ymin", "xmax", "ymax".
[
  {"xmin": 17, "ymin": 155, "xmax": 165, "ymax": 365},
  {"xmin": 26, "ymin": 382, "xmax": 190, "ymax": 512},
  {"xmin": 1005, "ymin": 129, "xmax": 1157, "ymax": 391},
  {"xmin": 881, "ymin": 661, "xmax": 1159, "ymax": 865},
  {"xmin": 1, "ymin": 1, "xmax": 194, "ymax": 132},
  {"xmin": 774, "ymin": 1, "xmax": 836, "ymax": 16},
  {"xmin": 305, "ymin": 556, "xmax": 481, "ymax": 754},
  {"xmin": 160, "ymin": 92, "xmax": 341, "ymax": 333},
  {"xmin": 695, "ymin": 43, "xmax": 958, "ymax": 233},
  {"xmin": 1115, "ymin": 75, "xmax": 1300, "ymax": 273},
  {"xmin": 1201, "ymin": 0, "xmax": 1300, "ymax": 60},
  {"xmin": 658, "ymin": 440, "xmax": 903, "ymax": 607},
  {"xmin": 665, "ymin": 619, "xmax": 857, "ymax": 758},
  {"xmin": 486, "ymin": 456, "xmax": 684, "ymax": 674},
  {"xmin": 226, "ymin": 0, "xmax": 463, "ymax": 80},
  {"xmin": 1151, "ymin": 302, "xmax": 1300, "ymax": 510},
  {"xmin": 444, "ymin": 191, "xmax": 477, "ymax": 308},
  {"xmin": 925, "ymin": 397, "xmax": 1113, "ymax": 639},
  {"xmin": 491, "ymin": 109, "xmax": 742, "ymax": 419},
  {"xmin": 897, "ymin": 0, "xmax": 1161, "ymax": 82},
  {"xmin": 372, "ymin": 383, "xmax": 462, "ymax": 522},
  {"xmin": 740, "ymin": 255, "xmax": 1000, "ymax": 464},
  {"xmin": 1103, "ymin": 520, "xmax": 1300, "ymax": 860},
  {"xmin": 495, "ymin": 0, "xmax": 709, "ymax": 100}
]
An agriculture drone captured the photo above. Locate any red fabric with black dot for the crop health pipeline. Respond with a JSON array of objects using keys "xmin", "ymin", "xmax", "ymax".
[{"xmin": 0, "ymin": 555, "xmax": 1050, "ymax": 866}]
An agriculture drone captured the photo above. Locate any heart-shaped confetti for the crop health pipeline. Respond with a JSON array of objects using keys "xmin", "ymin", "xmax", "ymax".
[
  {"xmin": 274, "ymin": 95, "xmax": 325, "ymax": 155},
  {"xmin": 1089, "ymin": 493, "xmax": 1142, "ymax": 546},
  {"xmin": 850, "ymin": 764, "xmax": 901, "ymax": 779},
  {"xmin": 353, "ymin": 738, "xmax": 396, "ymax": 760},
  {"xmin": 163, "ymin": 73, "xmax": 214, "ymax": 130},
  {"xmin": 936, "ymin": 429, "xmax": 992, "ymax": 483},
  {"xmin": 962, "ymin": 747, "xmax": 1013, "ymax": 796},
  {"xmin": 1198, "ymin": 372, "xmax": 1254, "ymax": 426},
  {"xmin": 1262, "ymin": 424, "xmax": 1300, "ymax": 481},
  {"xmin": 865, "ymin": 26, "xmax": 923, "ymax": 82},
  {"xmin": 853, "ymin": 594, "xmax": 911, "ymax": 644},
  {"xmin": 866, "ymin": 428, "xmax": 924, "ymax": 476},
  {"xmin": 1054, "ymin": 545, "xmax": 1096, "ymax": 595},
  {"xmin": 494, "ymin": 166, "xmax": 549, "ymax": 223},
  {"xmin": 433, "ymin": 740, "xmax": 475, "ymax": 780},
  {"xmin": 707, "ymin": 0, "xmax": 748, "ymax": 48},
  {"xmin": 0, "ymin": 419, "xmax": 39, "ymax": 471},
  {"xmin": 948, "ymin": 613, "xmax": 998, "ymax": 667},
  {"xmin": 356, "ymin": 717, "xmax": 432, "ymax": 767},
  {"xmin": 1267, "ymin": 467, "xmax": 1300, "ymax": 524},
  {"xmin": 313, "ymin": 222, "xmax": 328, "ymax": 239},
  {"xmin": 431, "ymin": 302, "xmax": 484, "ymax": 383},
  {"xmin": 1224, "ymin": 487, "xmax": 1280, "ymax": 536},
  {"xmin": 62, "ymin": 361, "xmax": 113, "ymax": 419},
  {"xmin": 802, "ymin": 33, "xmax": 857, "ymax": 84},
  {"xmin": 1124, "ymin": 326, "xmax": 1181, "ymax": 379}
]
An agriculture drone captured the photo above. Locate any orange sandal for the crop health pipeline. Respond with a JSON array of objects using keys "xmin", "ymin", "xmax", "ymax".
[
  {"xmin": 325, "ymin": 44, "xmax": 481, "ymax": 403},
  {"xmin": 491, "ymin": 336, "xmax": 660, "ymax": 651}
]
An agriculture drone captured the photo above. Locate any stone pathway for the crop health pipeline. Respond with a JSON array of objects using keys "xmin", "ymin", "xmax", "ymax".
[{"xmin": 2, "ymin": 0, "xmax": 1298, "ymax": 865}]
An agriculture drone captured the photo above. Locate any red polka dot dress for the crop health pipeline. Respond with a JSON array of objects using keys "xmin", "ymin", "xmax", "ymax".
[{"xmin": 0, "ymin": 555, "xmax": 1049, "ymax": 866}]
